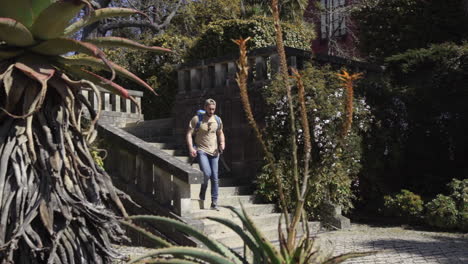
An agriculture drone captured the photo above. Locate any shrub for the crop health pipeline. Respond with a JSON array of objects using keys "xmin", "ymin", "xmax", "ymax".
[
  {"xmin": 447, "ymin": 178, "xmax": 468, "ymax": 211},
  {"xmin": 383, "ymin": 189, "xmax": 424, "ymax": 222},
  {"xmin": 255, "ymin": 64, "xmax": 373, "ymax": 215},
  {"xmin": 187, "ymin": 16, "xmax": 314, "ymax": 60},
  {"xmin": 447, "ymin": 178, "xmax": 468, "ymax": 231},
  {"xmin": 105, "ymin": 33, "xmax": 193, "ymax": 119},
  {"xmin": 425, "ymin": 194, "xmax": 458, "ymax": 229}
]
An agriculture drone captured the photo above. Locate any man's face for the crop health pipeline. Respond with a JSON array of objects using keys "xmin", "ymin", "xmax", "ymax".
[{"xmin": 205, "ymin": 104, "xmax": 216, "ymax": 117}]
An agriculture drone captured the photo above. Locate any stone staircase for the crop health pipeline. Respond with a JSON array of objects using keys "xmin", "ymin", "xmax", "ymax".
[{"xmin": 123, "ymin": 118, "xmax": 322, "ymax": 250}]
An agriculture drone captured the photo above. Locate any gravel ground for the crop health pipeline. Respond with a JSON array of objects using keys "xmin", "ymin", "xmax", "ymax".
[{"xmin": 112, "ymin": 224, "xmax": 468, "ymax": 263}]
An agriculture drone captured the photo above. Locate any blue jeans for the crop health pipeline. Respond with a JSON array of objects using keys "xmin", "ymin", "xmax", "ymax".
[{"xmin": 197, "ymin": 150, "xmax": 219, "ymax": 203}]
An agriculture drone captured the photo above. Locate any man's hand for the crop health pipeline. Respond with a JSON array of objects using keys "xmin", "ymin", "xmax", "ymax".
[
  {"xmin": 219, "ymin": 142, "xmax": 225, "ymax": 153},
  {"xmin": 189, "ymin": 147, "xmax": 197, "ymax": 158}
]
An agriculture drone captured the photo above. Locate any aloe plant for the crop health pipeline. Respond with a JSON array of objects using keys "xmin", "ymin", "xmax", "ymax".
[
  {"xmin": 0, "ymin": 0, "xmax": 169, "ymax": 262},
  {"xmin": 124, "ymin": 206, "xmax": 374, "ymax": 263}
]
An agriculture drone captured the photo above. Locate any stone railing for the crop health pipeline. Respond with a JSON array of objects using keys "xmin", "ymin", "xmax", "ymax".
[
  {"xmin": 172, "ymin": 46, "xmax": 381, "ymax": 182},
  {"xmin": 97, "ymin": 123, "xmax": 202, "ymax": 217},
  {"xmin": 81, "ymin": 87, "xmax": 144, "ymax": 127}
]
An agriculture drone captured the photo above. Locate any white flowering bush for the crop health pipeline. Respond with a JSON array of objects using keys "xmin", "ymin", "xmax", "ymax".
[{"xmin": 255, "ymin": 64, "xmax": 373, "ymax": 215}]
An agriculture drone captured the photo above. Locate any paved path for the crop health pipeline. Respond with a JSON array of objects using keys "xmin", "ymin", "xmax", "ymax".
[
  {"xmin": 115, "ymin": 224, "xmax": 468, "ymax": 263},
  {"xmin": 315, "ymin": 224, "xmax": 468, "ymax": 264}
]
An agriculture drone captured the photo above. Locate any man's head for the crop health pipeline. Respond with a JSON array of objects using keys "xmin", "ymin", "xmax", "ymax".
[{"xmin": 204, "ymin": 98, "xmax": 216, "ymax": 117}]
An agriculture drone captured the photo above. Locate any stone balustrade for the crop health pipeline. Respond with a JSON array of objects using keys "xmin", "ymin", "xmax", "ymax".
[
  {"xmin": 97, "ymin": 123, "xmax": 203, "ymax": 218},
  {"xmin": 81, "ymin": 87, "xmax": 144, "ymax": 127},
  {"xmin": 172, "ymin": 46, "xmax": 381, "ymax": 182}
]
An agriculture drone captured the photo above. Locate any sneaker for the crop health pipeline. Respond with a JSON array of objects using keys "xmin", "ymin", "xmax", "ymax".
[{"xmin": 210, "ymin": 203, "xmax": 219, "ymax": 211}]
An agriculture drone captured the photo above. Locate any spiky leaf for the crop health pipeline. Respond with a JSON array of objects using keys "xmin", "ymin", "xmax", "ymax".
[
  {"xmin": 323, "ymin": 251, "xmax": 377, "ymax": 264},
  {"xmin": 127, "ymin": 247, "xmax": 235, "ymax": 264},
  {"xmin": 29, "ymin": 38, "xmax": 105, "ymax": 57},
  {"xmin": 85, "ymin": 37, "xmax": 171, "ymax": 54},
  {"xmin": 31, "ymin": 1, "xmax": 85, "ymax": 40},
  {"xmin": 0, "ymin": 49, "xmax": 24, "ymax": 60},
  {"xmin": 127, "ymin": 215, "xmax": 240, "ymax": 263},
  {"xmin": 0, "ymin": 0, "xmax": 34, "ymax": 27},
  {"xmin": 64, "ymin": 7, "xmax": 140, "ymax": 36},
  {"xmin": 0, "ymin": 18, "xmax": 35, "ymax": 47},
  {"xmin": 54, "ymin": 56, "xmax": 156, "ymax": 94},
  {"xmin": 69, "ymin": 67, "xmax": 130, "ymax": 99},
  {"xmin": 227, "ymin": 205, "xmax": 283, "ymax": 264}
]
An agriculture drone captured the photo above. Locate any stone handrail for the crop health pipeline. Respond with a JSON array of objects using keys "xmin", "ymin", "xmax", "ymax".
[
  {"xmin": 176, "ymin": 46, "xmax": 381, "ymax": 95},
  {"xmin": 97, "ymin": 122, "xmax": 203, "ymax": 217},
  {"xmin": 81, "ymin": 87, "xmax": 144, "ymax": 127}
]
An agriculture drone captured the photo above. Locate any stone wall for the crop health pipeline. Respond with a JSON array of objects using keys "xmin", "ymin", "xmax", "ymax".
[{"xmin": 173, "ymin": 46, "xmax": 381, "ymax": 182}]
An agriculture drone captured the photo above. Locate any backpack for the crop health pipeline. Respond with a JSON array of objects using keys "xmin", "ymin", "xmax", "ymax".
[{"xmin": 195, "ymin": 109, "xmax": 221, "ymax": 132}]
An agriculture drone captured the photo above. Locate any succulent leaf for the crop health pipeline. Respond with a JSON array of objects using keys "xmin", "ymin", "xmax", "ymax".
[
  {"xmin": 127, "ymin": 215, "xmax": 240, "ymax": 263},
  {"xmin": 0, "ymin": 18, "xmax": 35, "ymax": 47},
  {"xmin": 207, "ymin": 217, "xmax": 259, "ymax": 255},
  {"xmin": 232, "ymin": 205, "xmax": 283, "ymax": 264},
  {"xmin": 31, "ymin": 1, "xmax": 85, "ymax": 40},
  {"xmin": 72, "ymin": 67, "xmax": 131, "ymax": 99},
  {"xmin": 31, "ymin": 0, "xmax": 57, "ymax": 22},
  {"xmin": 64, "ymin": 7, "xmax": 140, "ymax": 36},
  {"xmin": 54, "ymin": 55, "xmax": 157, "ymax": 94},
  {"xmin": 127, "ymin": 246, "xmax": 235, "ymax": 264},
  {"xmin": 0, "ymin": 0, "xmax": 34, "ymax": 28},
  {"xmin": 0, "ymin": 49, "xmax": 24, "ymax": 60},
  {"xmin": 29, "ymin": 38, "xmax": 105, "ymax": 57},
  {"xmin": 85, "ymin": 37, "xmax": 171, "ymax": 54}
]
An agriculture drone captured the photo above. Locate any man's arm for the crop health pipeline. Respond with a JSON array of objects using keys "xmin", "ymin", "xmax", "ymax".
[
  {"xmin": 217, "ymin": 130, "xmax": 225, "ymax": 152},
  {"xmin": 186, "ymin": 128, "xmax": 197, "ymax": 158}
]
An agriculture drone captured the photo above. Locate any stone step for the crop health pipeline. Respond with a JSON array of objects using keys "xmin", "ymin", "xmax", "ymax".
[
  {"xmin": 145, "ymin": 135, "xmax": 175, "ymax": 143},
  {"xmin": 201, "ymin": 213, "xmax": 282, "ymax": 236},
  {"xmin": 160, "ymin": 148, "xmax": 186, "ymax": 156},
  {"xmin": 190, "ymin": 185, "xmax": 252, "ymax": 199},
  {"xmin": 148, "ymin": 142, "xmax": 184, "ymax": 150},
  {"xmin": 125, "ymin": 118, "xmax": 174, "ymax": 129},
  {"xmin": 191, "ymin": 195, "xmax": 255, "ymax": 210},
  {"xmin": 189, "ymin": 204, "xmax": 276, "ymax": 219},
  {"xmin": 212, "ymin": 221, "xmax": 322, "ymax": 249},
  {"xmin": 174, "ymin": 155, "xmax": 192, "ymax": 163}
]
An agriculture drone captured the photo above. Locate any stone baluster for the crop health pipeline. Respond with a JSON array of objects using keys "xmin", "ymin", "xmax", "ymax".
[
  {"xmin": 103, "ymin": 92, "xmax": 111, "ymax": 111},
  {"xmin": 215, "ymin": 63, "xmax": 227, "ymax": 91},
  {"xmin": 255, "ymin": 56, "xmax": 267, "ymax": 81},
  {"xmin": 190, "ymin": 68, "xmax": 201, "ymax": 92}
]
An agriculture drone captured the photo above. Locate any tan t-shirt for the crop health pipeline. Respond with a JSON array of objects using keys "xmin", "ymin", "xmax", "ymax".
[{"xmin": 189, "ymin": 114, "xmax": 223, "ymax": 156}]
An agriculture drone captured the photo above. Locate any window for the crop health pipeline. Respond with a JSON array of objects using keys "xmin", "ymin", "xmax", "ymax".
[{"xmin": 320, "ymin": 0, "xmax": 346, "ymax": 39}]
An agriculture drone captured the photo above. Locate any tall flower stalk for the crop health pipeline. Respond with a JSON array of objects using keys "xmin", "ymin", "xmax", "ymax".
[
  {"xmin": 232, "ymin": 37, "xmax": 290, "ymax": 226},
  {"xmin": 337, "ymin": 70, "xmax": 363, "ymax": 140}
]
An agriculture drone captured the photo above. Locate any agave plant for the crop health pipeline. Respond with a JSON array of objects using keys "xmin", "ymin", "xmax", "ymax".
[
  {"xmin": 0, "ymin": 0, "xmax": 169, "ymax": 263},
  {"xmin": 123, "ymin": 206, "xmax": 373, "ymax": 264}
]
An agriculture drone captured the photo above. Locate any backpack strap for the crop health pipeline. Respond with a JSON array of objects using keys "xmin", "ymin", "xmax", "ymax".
[
  {"xmin": 214, "ymin": 115, "xmax": 222, "ymax": 131},
  {"xmin": 195, "ymin": 114, "xmax": 222, "ymax": 131},
  {"xmin": 195, "ymin": 112, "xmax": 204, "ymax": 130}
]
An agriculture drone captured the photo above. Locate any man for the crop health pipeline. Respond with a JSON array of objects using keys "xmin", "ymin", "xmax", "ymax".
[{"xmin": 186, "ymin": 99, "xmax": 225, "ymax": 210}]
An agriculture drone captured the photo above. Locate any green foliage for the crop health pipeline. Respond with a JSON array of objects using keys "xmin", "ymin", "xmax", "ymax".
[
  {"xmin": 243, "ymin": 0, "xmax": 309, "ymax": 22},
  {"xmin": 171, "ymin": 0, "xmax": 242, "ymax": 37},
  {"xmin": 447, "ymin": 178, "xmax": 468, "ymax": 212},
  {"xmin": 90, "ymin": 149, "xmax": 105, "ymax": 169},
  {"xmin": 187, "ymin": 16, "xmax": 314, "ymax": 60},
  {"xmin": 124, "ymin": 207, "xmax": 373, "ymax": 263},
  {"xmin": 383, "ymin": 189, "xmax": 424, "ymax": 222},
  {"xmin": 255, "ymin": 64, "xmax": 373, "ymax": 215},
  {"xmin": 352, "ymin": 0, "xmax": 468, "ymax": 61},
  {"xmin": 105, "ymin": 33, "xmax": 192, "ymax": 119},
  {"xmin": 358, "ymin": 43, "xmax": 468, "ymax": 209},
  {"xmin": 425, "ymin": 194, "xmax": 459, "ymax": 229},
  {"xmin": 447, "ymin": 178, "xmax": 468, "ymax": 231}
]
